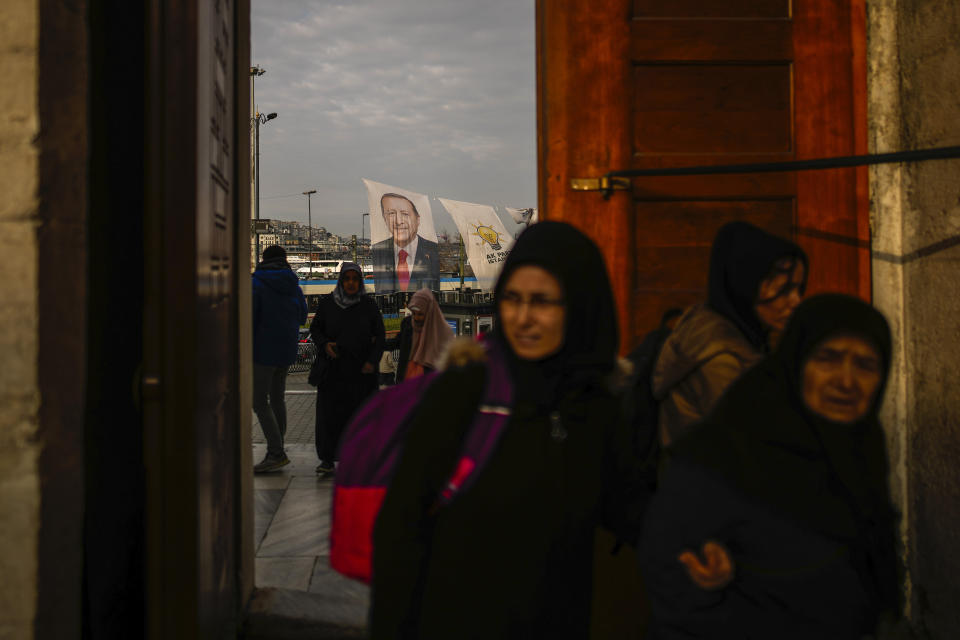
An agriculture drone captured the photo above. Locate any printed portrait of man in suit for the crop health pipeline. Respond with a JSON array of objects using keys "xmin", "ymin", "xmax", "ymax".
[{"xmin": 372, "ymin": 193, "xmax": 440, "ymax": 293}]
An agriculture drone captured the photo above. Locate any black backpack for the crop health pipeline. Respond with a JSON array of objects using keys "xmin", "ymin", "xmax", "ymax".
[{"xmin": 622, "ymin": 309, "xmax": 682, "ymax": 483}]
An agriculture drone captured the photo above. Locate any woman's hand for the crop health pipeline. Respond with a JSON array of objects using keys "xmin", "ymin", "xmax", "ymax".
[
  {"xmin": 677, "ymin": 540, "xmax": 734, "ymax": 590},
  {"xmin": 325, "ymin": 342, "xmax": 338, "ymax": 359}
]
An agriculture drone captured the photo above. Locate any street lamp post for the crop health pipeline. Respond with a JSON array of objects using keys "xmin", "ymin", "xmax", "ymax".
[
  {"xmin": 253, "ymin": 110, "xmax": 277, "ymax": 264},
  {"xmin": 361, "ymin": 212, "xmax": 369, "ymax": 254},
  {"xmin": 250, "ymin": 66, "xmax": 266, "ymax": 266},
  {"xmin": 303, "ymin": 189, "xmax": 317, "ymax": 279}
]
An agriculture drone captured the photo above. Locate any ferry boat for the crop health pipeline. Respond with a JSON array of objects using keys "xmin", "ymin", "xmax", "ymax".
[{"xmin": 296, "ymin": 260, "xmax": 374, "ymax": 279}]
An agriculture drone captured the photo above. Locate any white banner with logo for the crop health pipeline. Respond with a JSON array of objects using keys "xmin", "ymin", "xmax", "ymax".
[
  {"xmin": 362, "ymin": 178, "xmax": 440, "ymax": 294},
  {"xmin": 438, "ymin": 198, "xmax": 515, "ymax": 292},
  {"xmin": 504, "ymin": 207, "xmax": 538, "ymax": 226}
]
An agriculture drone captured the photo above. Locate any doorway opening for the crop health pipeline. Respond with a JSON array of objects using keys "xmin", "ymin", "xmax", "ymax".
[{"xmin": 246, "ymin": 0, "xmax": 538, "ymax": 624}]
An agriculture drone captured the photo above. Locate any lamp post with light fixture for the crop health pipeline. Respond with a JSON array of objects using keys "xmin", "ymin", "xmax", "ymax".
[{"xmin": 253, "ymin": 110, "xmax": 277, "ymax": 264}]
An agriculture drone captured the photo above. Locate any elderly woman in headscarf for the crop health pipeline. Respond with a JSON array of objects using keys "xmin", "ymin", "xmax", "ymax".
[
  {"xmin": 653, "ymin": 221, "xmax": 808, "ymax": 446},
  {"xmin": 640, "ymin": 294, "xmax": 900, "ymax": 638},
  {"xmin": 370, "ymin": 222, "xmax": 650, "ymax": 639},
  {"xmin": 387, "ymin": 288, "xmax": 454, "ymax": 383},
  {"xmin": 310, "ymin": 262, "xmax": 385, "ymax": 476}
]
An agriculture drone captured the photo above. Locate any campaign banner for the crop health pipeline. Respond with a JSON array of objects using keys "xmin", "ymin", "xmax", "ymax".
[
  {"xmin": 438, "ymin": 198, "xmax": 515, "ymax": 293},
  {"xmin": 363, "ymin": 178, "xmax": 440, "ymax": 294},
  {"xmin": 504, "ymin": 207, "xmax": 538, "ymax": 226}
]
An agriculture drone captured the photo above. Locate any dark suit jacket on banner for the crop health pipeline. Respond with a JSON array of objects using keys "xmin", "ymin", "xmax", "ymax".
[{"xmin": 372, "ymin": 236, "xmax": 441, "ymax": 293}]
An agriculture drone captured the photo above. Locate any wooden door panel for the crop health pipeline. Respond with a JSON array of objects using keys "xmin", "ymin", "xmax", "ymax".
[
  {"xmin": 624, "ymin": 1, "xmax": 799, "ymax": 348},
  {"xmin": 635, "ymin": 200, "xmax": 794, "ymax": 247},
  {"xmin": 539, "ymin": 0, "xmax": 868, "ymax": 354},
  {"xmin": 196, "ymin": 0, "xmax": 239, "ymax": 633},
  {"xmin": 633, "ymin": 0, "xmax": 789, "ymax": 18},
  {"xmin": 633, "ymin": 65, "xmax": 792, "ymax": 154},
  {"xmin": 633, "ymin": 198, "xmax": 795, "ymax": 345},
  {"xmin": 631, "ymin": 20, "xmax": 791, "ymax": 61},
  {"xmin": 144, "ymin": 0, "xmax": 245, "ymax": 636},
  {"xmin": 537, "ymin": 0, "xmax": 634, "ymax": 342},
  {"xmin": 631, "ymin": 171, "xmax": 795, "ymax": 200},
  {"xmin": 634, "ymin": 247, "xmax": 711, "ymax": 290},
  {"xmin": 794, "ymin": 0, "xmax": 870, "ymax": 297}
]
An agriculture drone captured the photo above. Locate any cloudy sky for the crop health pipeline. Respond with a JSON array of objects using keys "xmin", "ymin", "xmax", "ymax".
[{"xmin": 251, "ymin": 0, "xmax": 536, "ymax": 239}]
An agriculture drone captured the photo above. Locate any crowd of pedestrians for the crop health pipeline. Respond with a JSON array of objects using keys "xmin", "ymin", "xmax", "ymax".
[{"xmin": 251, "ymin": 216, "xmax": 900, "ymax": 638}]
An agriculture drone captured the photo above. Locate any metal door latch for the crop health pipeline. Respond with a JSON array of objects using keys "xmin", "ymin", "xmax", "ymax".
[{"xmin": 569, "ymin": 176, "xmax": 631, "ymax": 199}]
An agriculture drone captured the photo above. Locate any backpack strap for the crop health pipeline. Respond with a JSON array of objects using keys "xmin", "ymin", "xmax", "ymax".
[{"xmin": 434, "ymin": 337, "xmax": 514, "ymax": 507}]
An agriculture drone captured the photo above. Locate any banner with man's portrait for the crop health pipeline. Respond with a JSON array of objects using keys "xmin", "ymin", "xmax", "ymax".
[
  {"xmin": 438, "ymin": 198, "xmax": 514, "ymax": 293},
  {"xmin": 363, "ymin": 178, "xmax": 441, "ymax": 294}
]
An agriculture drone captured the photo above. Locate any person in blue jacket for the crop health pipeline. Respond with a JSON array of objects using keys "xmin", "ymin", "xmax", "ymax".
[{"xmin": 252, "ymin": 245, "xmax": 307, "ymax": 473}]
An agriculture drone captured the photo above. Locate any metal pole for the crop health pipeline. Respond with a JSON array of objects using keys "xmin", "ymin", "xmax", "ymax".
[
  {"xmin": 255, "ymin": 115, "xmax": 261, "ymax": 265},
  {"xmin": 459, "ymin": 234, "xmax": 465, "ymax": 297},
  {"xmin": 307, "ymin": 194, "xmax": 312, "ymax": 279},
  {"xmin": 250, "ymin": 66, "xmax": 266, "ymax": 267},
  {"xmin": 303, "ymin": 189, "xmax": 317, "ymax": 279},
  {"xmin": 361, "ymin": 212, "xmax": 369, "ymax": 260}
]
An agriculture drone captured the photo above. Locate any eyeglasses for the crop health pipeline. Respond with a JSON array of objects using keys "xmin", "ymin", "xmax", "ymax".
[{"xmin": 499, "ymin": 291, "xmax": 565, "ymax": 314}]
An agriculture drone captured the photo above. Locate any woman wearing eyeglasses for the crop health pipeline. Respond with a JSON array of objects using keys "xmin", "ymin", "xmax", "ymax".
[
  {"xmin": 653, "ymin": 221, "xmax": 809, "ymax": 447},
  {"xmin": 370, "ymin": 221, "xmax": 651, "ymax": 639}
]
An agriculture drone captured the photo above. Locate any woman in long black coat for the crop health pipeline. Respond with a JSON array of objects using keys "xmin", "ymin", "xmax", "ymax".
[
  {"xmin": 370, "ymin": 222, "xmax": 650, "ymax": 639},
  {"xmin": 310, "ymin": 262, "xmax": 384, "ymax": 475},
  {"xmin": 640, "ymin": 294, "xmax": 900, "ymax": 639}
]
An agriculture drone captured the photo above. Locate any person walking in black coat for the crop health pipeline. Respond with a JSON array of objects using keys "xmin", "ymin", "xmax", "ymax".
[
  {"xmin": 370, "ymin": 222, "xmax": 651, "ymax": 639},
  {"xmin": 310, "ymin": 262, "xmax": 385, "ymax": 476},
  {"xmin": 252, "ymin": 245, "xmax": 308, "ymax": 473},
  {"xmin": 640, "ymin": 294, "xmax": 900, "ymax": 639}
]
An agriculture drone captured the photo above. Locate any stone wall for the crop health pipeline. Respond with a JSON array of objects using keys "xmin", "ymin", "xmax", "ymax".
[
  {"xmin": 868, "ymin": 0, "xmax": 960, "ymax": 636},
  {"xmin": 0, "ymin": 0, "xmax": 40, "ymax": 637}
]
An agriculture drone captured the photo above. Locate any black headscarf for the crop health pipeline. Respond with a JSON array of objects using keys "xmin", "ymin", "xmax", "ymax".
[
  {"xmin": 492, "ymin": 221, "xmax": 619, "ymax": 406},
  {"xmin": 332, "ymin": 262, "xmax": 366, "ymax": 309},
  {"xmin": 672, "ymin": 294, "xmax": 899, "ymax": 618},
  {"xmin": 707, "ymin": 222, "xmax": 808, "ymax": 349}
]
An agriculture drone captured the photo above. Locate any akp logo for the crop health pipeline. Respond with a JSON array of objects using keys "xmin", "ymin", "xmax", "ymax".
[{"xmin": 471, "ymin": 222, "xmax": 503, "ymax": 251}]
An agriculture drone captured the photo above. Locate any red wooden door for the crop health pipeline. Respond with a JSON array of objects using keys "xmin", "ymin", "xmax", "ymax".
[{"xmin": 538, "ymin": 0, "xmax": 869, "ymax": 350}]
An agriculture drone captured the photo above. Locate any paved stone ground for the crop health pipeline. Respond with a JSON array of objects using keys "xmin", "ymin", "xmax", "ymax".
[{"xmin": 250, "ymin": 370, "xmax": 370, "ymax": 628}]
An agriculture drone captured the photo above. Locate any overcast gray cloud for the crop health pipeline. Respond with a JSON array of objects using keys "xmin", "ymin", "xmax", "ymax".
[{"xmin": 252, "ymin": 0, "xmax": 536, "ymax": 238}]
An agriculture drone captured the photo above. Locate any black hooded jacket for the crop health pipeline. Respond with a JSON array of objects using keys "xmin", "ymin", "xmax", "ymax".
[{"xmin": 640, "ymin": 294, "xmax": 899, "ymax": 639}]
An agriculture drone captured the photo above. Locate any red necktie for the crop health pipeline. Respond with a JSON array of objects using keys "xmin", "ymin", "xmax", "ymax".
[{"xmin": 397, "ymin": 249, "xmax": 411, "ymax": 291}]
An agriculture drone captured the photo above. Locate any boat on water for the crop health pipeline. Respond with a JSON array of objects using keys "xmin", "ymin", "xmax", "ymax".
[{"xmin": 296, "ymin": 260, "xmax": 373, "ymax": 279}]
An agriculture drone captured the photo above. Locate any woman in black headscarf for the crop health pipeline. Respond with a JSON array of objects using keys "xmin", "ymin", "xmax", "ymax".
[
  {"xmin": 653, "ymin": 221, "xmax": 809, "ymax": 446},
  {"xmin": 370, "ymin": 222, "xmax": 650, "ymax": 639},
  {"xmin": 640, "ymin": 294, "xmax": 900, "ymax": 638},
  {"xmin": 310, "ymin": 262, "xmax": 385, "ymax": 475}
]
